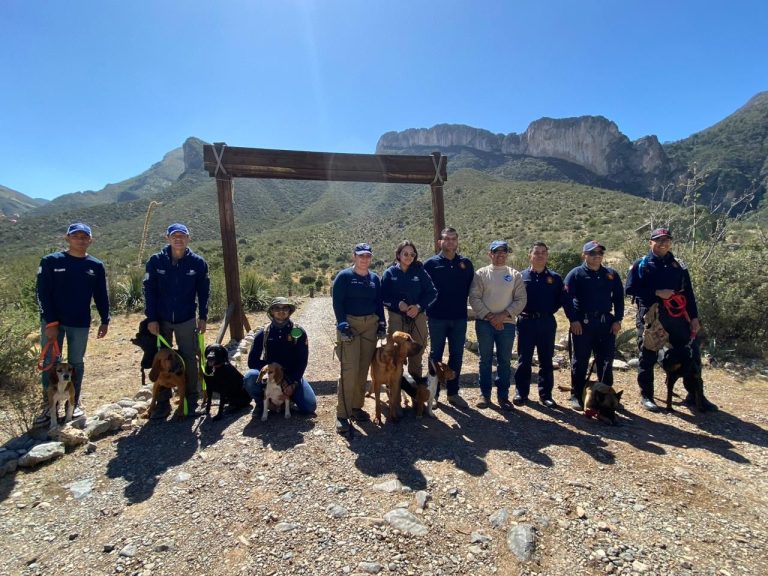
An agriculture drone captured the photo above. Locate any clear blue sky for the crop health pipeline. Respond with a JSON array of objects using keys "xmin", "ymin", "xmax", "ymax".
[{"xmin": 1, "ymin": 0, "xmax": 766, "ymax": 201}]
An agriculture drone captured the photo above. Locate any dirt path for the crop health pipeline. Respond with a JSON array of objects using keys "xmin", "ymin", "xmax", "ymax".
[{"xmin": 1, "ymin": 297, "xmax": 767, "ymax": 576}]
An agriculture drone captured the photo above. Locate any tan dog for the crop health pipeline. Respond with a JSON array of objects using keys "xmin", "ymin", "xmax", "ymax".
[
  {"xmin": 370, "ymin": 331, "xmax": 422, "ymax": 424},
  {"xmin": 146, "ymin": 348, "xmax": 186, "ymax": 419},
  {"xmin": 48, "ymin": 361, "xmax": 76, "ymax": 431},
  {"xmin": 258, "ymin": 362, "xmax": 291, "ymax": 421},
  {"xmin": 421, "ymin": 358, "xmax": 456, "ymax": 418},
  {"xmin": 583, "ymin": 382, "xmax": 623, "ymax": 425}
]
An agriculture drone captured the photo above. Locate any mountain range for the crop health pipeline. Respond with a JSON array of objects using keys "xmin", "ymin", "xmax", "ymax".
[{"xmin": 0, "ymin": 92, "xmax": 765, "ymax": 262}]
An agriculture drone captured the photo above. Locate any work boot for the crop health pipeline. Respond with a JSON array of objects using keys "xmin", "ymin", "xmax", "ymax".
[
  {"xmin": 447, "ymin": 394, "xmax": 468, "ymax": 409},
  {"xmin": 335, "ymin": 417, "xmax": 350, "ymax": 434},
  {"xmin": 570, "ymin": 394, "xmax": 583, "ymax": 411},
  {"xmin": 640, "ymin": 396, "xmax": 661, "ymax": 413},
  {"xmin": 512, "ymin": 394, "xmax": 526, "ymax": 406},
  {"xmin": 350, "ymin": 408, "xmax": 370, "ymax": 422}
]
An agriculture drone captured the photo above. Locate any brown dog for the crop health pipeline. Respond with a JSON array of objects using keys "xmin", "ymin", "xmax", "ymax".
[
  {"xmin": 583, "ymin": 382, "xmax": 623, "ymax": 425},
  {"xmin": 258, "ymin": 362, "xmax": 291, "ymax": 421},
  {"xmin": 48, "ymin": 361, "xmax": 76, "ymax": 431},
  {"xmin": 147, "ymin": 348, "xmax": 186, "ymax": 419},
  {"xmin": 370, "ymin": 331, "xmax": 421, "ymax": 424}
]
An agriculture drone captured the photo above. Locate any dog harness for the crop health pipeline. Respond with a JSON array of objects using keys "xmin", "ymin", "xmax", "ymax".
[{"xmin": 156, "ymin": 333, "xmax": 189, "ymax": 416}]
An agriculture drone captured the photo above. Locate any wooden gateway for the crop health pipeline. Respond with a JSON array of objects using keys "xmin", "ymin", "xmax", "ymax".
[{"xmin": 203, "ymin": 143, "xmax": 448, "ymax": 341}]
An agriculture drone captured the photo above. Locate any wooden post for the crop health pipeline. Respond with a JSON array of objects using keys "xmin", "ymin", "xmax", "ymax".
[
  {"xmin": 215, "ymin": 174, "xmax": 245, "ymax": 341},
  {"xmin": 430, "ymin": 152, "xmax": 446, "ymax": 253}
]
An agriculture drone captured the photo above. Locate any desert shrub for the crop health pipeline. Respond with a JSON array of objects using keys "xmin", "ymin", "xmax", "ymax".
[
  {"xmin": 0, "ymin": 306, "xmax": 40, "ymax": 440},
  {"xmin": 241, "ymin": 270, "xmax": 272, "ymax": 312},
  {"xmin": 110, "ymin": 267, "xmax": 145, "ymax": 313},
  {"xmin": 547, "ymin": 250, "xmax": 582, "ymax": 276}
]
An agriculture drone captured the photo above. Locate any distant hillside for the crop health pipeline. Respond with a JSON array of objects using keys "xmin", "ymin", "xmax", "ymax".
[
  {"xmin": 0, "ymin": 184, "xmax": 47, "ymax": 217},
  {"xmin": 27, "ymin": 138, "xmax": 199, "ymax": 216}
]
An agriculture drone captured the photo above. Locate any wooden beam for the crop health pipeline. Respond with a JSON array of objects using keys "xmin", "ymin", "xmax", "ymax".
[
  {"xmin": 203, "ymin": 145, "xmax": 447, "ymax": 184},
  {"xmin": 215, "ymin": 176, "xmax": 245, "ymax": 342}
]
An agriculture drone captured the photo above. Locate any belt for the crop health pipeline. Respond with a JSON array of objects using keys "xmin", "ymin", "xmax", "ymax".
[
  {"xmin": 582, "ymin": 311, "xmax": 610, "ymax": 324},
  {"xmin": 519, "ymin": 312, "xmax": 553, "ymax": 319}
]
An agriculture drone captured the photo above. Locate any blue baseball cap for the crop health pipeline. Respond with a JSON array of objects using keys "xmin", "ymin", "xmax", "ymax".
[
  {"xmin": 489, "ymin": 240, "xmax": 509, "ymax": 252},
  {"xmin": 582, "ymin": 240, "xmax": 606, "ymax": 253},
  {"xmin": 66, "ymin": 222, "xmax": 92, "ymax": 237},
  {"xmin": 354, "ymin": 242, "xmax": 372, "ymax": 255},
  {"xmin": 166, "ymin": 223, "xmax": 190, "ymax": 236}
]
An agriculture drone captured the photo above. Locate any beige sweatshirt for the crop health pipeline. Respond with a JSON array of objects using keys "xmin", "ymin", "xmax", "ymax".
[{"xmin": 469, "ymin": 265, "xmax": 527, "ymax": 323}]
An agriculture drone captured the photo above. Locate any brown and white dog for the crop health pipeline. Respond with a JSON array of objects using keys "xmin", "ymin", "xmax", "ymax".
[
  {"xmin": 48, "ymin": 361, "xmax": 76, "ymax": 431},
  {"xmin": 370, "ymin": 331, "xmax": 421, "ymax": 424},
  {"xmin": 258, "ymin": 362, "xmax": 291, "ymax": 421},
  {"xmin": 420, "ymin": 358, "xmax": 456, "ymax": 418},
  {"xmin": 146, "ymin": 348, "xmax": 186, "ymax": 419}
]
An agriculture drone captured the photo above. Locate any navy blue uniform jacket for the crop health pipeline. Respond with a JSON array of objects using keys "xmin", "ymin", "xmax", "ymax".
[
  {"xmin": 563, "ymin": 263, "xmax": 624, "ymax": 322},
  {"xmin": 143, "ymin": 246, "xmax": 210, "ymax": 324},
  {"xmin": 423, "ymin": 253, "xmax": 474, "ymax": 320},
  {"xmin": 625, "ymin": 251, "xmax": 699, "ymax": 319}
]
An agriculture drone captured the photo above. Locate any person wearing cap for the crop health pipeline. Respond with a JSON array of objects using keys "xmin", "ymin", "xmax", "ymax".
[
  {"xmin": 35, "ymin": 222, "xmax": 110, "ymax": 425},
  {"xmin": 243, "ymin": 297, "xmax": 317, "ymax": 415},
  {"xmin": 143, "ymin": 223, "xmax": 210, "ymax": 418},
  {"xmin": 332, "ymin": 242, "xmax": 385, "ymax": 433},
  {"xmin": 563, "ymin": 240, "xmax": 624, "ymax": 411},
  {"xmin": 626, "ymin": 228, "xmax": 717, "ymax": 412},
  {"xmin": 513, "ymin": 242, "xmax": 564, "ymax": 408},
  {"xmin": 381, "ymin": 240, "xmax": 437, "ymax": 386},
  {"xmin": 423, "ymin": 227, "xmax": 475, "ymax": 408},
  {"xmin": 469, "ymin": 240, "xmax": 527, "ymax": 410}
]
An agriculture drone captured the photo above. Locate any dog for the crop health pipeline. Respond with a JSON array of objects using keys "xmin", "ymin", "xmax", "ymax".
[
  {"xmin": 48, "ymin": 361, "xmax": 76, "ymax": 431},
  {"xmin": 583, "ymin": 381, "xmax": 623, "ymax": 425},
  {"xmin": 257, "ymin": 362, "xmax": 291, "ymax": 421},
  {"xmin": 146, "ymin": 348, "xmax": 186, "ymax": 419},
  {"xmin": 131, "ymin": 318, "xmax": 157, "ymax": 387},
  {"xmin": 370, "ymin": 331, "xmax": 422, "ymax": 424},
  {"xmin": 658, "ymin": 344, "xmax": 702, "ymax": 412},
  {"xmin": 420, "ymin": 358, "xmax": 456, "ymax": 418},
  {"xmin": 202, "ymin": 344, "xmax": 251, "ymax": 420}
]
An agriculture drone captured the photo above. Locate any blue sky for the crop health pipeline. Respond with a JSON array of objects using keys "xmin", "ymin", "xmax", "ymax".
[{"xmin": 1, "ymin": 0, "xmax": 766, "ymax": 201}]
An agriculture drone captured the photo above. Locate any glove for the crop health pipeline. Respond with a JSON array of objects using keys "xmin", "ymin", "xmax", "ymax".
[
  {"xmin": 337, "ymin": 321, "xmax": 354, "ymax": 342},
  {"xmin": 376, "ymin": 322, "xmax": 387, "ymax": 340}
]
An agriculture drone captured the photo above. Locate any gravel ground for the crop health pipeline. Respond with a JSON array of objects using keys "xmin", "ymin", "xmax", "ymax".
[{"xmin": 1, "ymin": 296, "xmax": 767, "ymax": 576}]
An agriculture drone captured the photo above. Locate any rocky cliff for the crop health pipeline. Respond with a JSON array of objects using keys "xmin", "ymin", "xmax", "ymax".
[{"xmin": 377, "ymin": 118, "xmax": 670, "ymax": 194}]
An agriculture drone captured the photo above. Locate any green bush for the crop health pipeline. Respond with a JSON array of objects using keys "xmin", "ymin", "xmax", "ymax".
[
  {"xmin": 241, "ymin": 270, "xmax": 272, "ymax": 312},
  {"xmin": 110, "ymin": 267, "xmax": 145, "ymax": 313},
  {"xmin": 547, "ymin": 250, "xmax": 583, "ymax": 276}
]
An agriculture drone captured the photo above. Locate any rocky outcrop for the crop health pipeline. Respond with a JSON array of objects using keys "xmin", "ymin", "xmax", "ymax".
[
  {"xmin": 376, "ymin": 118, "xmax": 670, "ymax": 193},
  {"xmin": 182, "ymin": 137, "xmax": 206, "ymax": 173}
]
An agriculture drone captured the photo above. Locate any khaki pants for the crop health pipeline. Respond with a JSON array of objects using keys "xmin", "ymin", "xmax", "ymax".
[
  {"xmin": 337, "ymin": 314, "xmax": 379, "ymax": 418},
  {"xmin": 387, "ymin": 310, "xmax": 428, "ymax": 380}
]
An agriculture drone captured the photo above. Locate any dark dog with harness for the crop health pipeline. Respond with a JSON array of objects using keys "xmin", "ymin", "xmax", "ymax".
[
  {"xmin": 131, "ymin": 318, "xmax": 157, "ymax": 386},
  {"xmin": 658, "ymin": 343, "xmax": 702, "ymax": 412},
  {"xmin": 202, "ymin": 344, "xmax": 251, "ymax": 420}
]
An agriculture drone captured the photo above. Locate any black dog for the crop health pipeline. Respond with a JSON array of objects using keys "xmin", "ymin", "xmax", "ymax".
[
  {"xmin": 658, "ymin": 344, "xmax": 702, "ymax": 412},
  {"xmin": 131, "ymin": 318, "xmax": 157, "ymax": 387},
  {"xmin": 202, "ymin": 344, "xmax": 251, "ymax": 420}
]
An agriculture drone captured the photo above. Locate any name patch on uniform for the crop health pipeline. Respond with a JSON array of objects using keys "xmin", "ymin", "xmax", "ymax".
[
  {"xmin": 504, "ymin": 274, "xmax": 513, "ymax": 282},
  {"xmin": 157, "ymin": 269, "xmax": 166, "ymax": 275},
  {"xmin": 412, "ymin": 277, "xmax": 420, "ymax": 282},
  {"xmin": 187, "ymin": 270, "xmax": 197, "ymax": 276},
  {"xmin": 54, "ymin": 268, "xmax": 66, "ymax": 273},
  {"xmin": 86, "ymin": 269, "xmax": 95, "ymax": 276}
]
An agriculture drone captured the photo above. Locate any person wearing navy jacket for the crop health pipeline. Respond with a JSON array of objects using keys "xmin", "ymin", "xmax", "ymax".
[
  {"xmin": 513, "ymin": 242, "xmax": 563, "ymax": 408},
  {"xmin": 625, "ymin": 228, "xmax": 717, "ymax": 412},
  {"xmin": 143, "ymin": 223, "xmax": 210, "ymax": 418},
  {"xmin": 381, "ymin": 240, "xmax": 437, "ymax": 384},
  {"xmin": 423, "ymin": 227, "xmax": 475, "ymax": 408},
  {"xmin": 563, "ymin": 240, "xmax": 624, "ymax": 411},
  {"xmin": 332, "ymin": 242, "xmax": 385, "ymax": 433},
  {"xmin": 35, "ymin": 222, "xmax": 110, "ymax": 424}
]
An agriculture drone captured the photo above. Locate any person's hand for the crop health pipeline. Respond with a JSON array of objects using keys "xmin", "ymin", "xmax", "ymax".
[
  {"xmin": 610, "ymin": 321, "xmax": 621, "ymax": 336},
  {"xmin": 655, "ymin": 289, "xmax": 675, "ymax": 300},
  {"xmin": 280, "ymin": 382, "xmax": 296, "ymax": 399},
  {"xmin": 44, "ymin": 324, "xmax": 59, "ymax": 341},
  {"xmin": 197, "ymin": 319, "xmax": 207, "ymax": 333},
  {"xmin": 337, "ymin": 321, "xmax": 354, "ymax": 342},
  {"xmin": 148, "ymin": 321, "xmax": 160, "ymax": 336},
  {"xmin": 376, "ymin": 322, "xmax": 387, "ymax": 340},
  {"xmin": 97, "ymin": 324, "xmax": 109, "ymax": 338},
  {"xmin": 398, "ymin": 301, "xmax": 408, "ymax": 313},
  {"xmin": 570, "ymin": 321, "xmax": 583, "ymax": 336},
  {"xmin": 690, "ymin": 318, "xmax": 701, "ymax": 335},
  {"xmin": 405, "ymin": 305, "xmax": 420, "ymax": 319}
]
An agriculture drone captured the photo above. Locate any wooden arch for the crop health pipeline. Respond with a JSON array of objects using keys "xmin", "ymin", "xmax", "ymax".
[{"xmin": 203, "ymin": 143, "xmax": 448, "ymax": 341}]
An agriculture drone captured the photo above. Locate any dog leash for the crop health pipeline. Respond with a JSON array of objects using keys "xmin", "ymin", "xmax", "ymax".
[
  {"xmin": 156, "ymin": 334, "xmax": 189, "ymax": 416},
  {"xmin": 662, "ymin": 293, "xmax": 696, "ymax": 338},
  {"xmin": 37, "ymin": 338, "xmax": 61, "ymax": 372}
]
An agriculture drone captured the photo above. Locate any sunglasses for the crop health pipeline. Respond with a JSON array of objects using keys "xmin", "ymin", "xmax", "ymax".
[
  {"xmin": 492, "ymin": 249, "xmax": 508, "ymax": 254},
  {"xmin": 400, "ymin": 251, "xmax": 416, "ymax": 257},
  {"xmin": 272, "ymin": 306, "xmax": 292, "ymax": 312},
  {"xmin": 587, "ymin": 251, "xmax": 605, "ymax": 257}
]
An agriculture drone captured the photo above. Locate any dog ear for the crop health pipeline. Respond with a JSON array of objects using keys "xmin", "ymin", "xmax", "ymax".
[
  {"xmin": 258, "ymin": 365, "xmax": 269, "ymax": 382},
  {"xmin": 273, "ymin": 364, "xmax": 284, "ymax": 382},
  {"xmin": 149, "ymin": 351, "xmax": 162, "ymax": 382},
  {"xmin": 615, "ymin": 390, "xmax": 624, "ymax": 401}
]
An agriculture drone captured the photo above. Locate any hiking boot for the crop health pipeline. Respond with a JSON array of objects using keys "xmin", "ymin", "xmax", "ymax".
[
  {"xmin": 335, "ymin": 417, "xmax": 350, "ymax": 434},
  {"xmin": 476, "ymin": 396, "xmax": 491, "ymax": 409},
  {"xmin": 33, "ymin": 408, "xmax": 51, "ymax": 427},
  {"xmin": 512, "ymin": 394, "xmax": 526, "ymax": 406},
  {"xmin": 447, "ymin": 394, "xmax": 468, "ymax": 409},
  {"xmin": 640, "ymin": 396, "xmax": 661, "ymax": 413},
  {"xmin": 570, "ymin": 394, "xmax": 583, "ymax": 411},
  {"xmin": 350, "ymin": 408, "xmax": 370, "ymax": 422},
  {"xmin": 150, "ymin": 402, "xmax": 172, "ymax": 420},
  {"xmin": 683, "ymin": 394, "xmax": 719, "ymax": 412},
  {"xmin": 499, "ymin": 398, "xmax": 514, "ymax": 411},
  {"xmin": 540, "ymin": 397, "xmax": 557, "ymax": 409}
]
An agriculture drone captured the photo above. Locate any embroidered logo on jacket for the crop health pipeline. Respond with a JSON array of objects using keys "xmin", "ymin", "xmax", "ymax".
[{"xmin": 86, "ymin": 269, "xmax": 95, "ymax": 276}]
